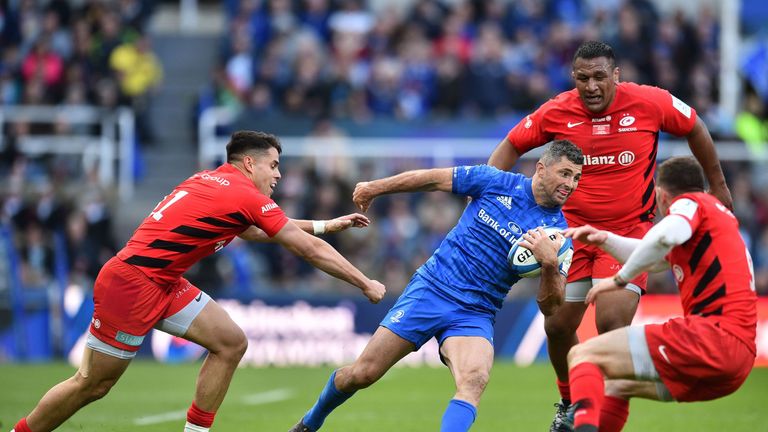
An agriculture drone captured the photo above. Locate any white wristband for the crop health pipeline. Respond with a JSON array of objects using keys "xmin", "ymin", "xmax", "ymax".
[{"xmin": 313, "ymin": 220, "xmax": 326, "ymax": 235}]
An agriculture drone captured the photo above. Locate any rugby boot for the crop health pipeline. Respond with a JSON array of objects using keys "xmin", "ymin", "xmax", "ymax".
[{"xmin": 549, "ymin": 398, "xmax": 574, "ymax": 432}]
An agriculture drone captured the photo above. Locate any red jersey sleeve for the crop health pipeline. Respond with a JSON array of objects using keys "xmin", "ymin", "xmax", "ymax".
[
  {"xmin": 638, "ymin": 85, "xmax": 698, "ymax": 136},
  {"xmin": 505, "ymin": 100, "xmax": 557, "ymax": 154},
  {"xmin": 239, "ymin": 191, "xmax": 289, "ymax": 237},
  {"xmin": 667, "ymin": 196, "xmax": 702, "ymax": 232}
]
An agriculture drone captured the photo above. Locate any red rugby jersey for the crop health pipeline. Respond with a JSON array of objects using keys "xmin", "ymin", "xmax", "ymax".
[
  {"xmin": 117, "ymin": 163, "xmax": 289, "ymax": 286},
  {"xmin": 665, "ymin": 192, "xmax": 757, "ymax": 354},
  {"xmin": 506, "ymin": 82, "xmax": 697, "ymax": 230}
]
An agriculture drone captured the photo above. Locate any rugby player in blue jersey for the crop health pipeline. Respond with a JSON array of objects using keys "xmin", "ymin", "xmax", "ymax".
[{"xmin": 289, "ymin": 140, "xmax": 583, "ymax": 432}]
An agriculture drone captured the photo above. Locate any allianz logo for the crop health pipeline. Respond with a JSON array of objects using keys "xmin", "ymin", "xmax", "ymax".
[
  {"xmin": 261, "ymin": 202, "xmax": 279, "ymax": 213},
  {"xmin": 496, "ymin": 195, "xmax": 513, "ymax": 209},
  {"xmin": 583, "ymin": 151, "xmax": 635, "ymax": 166}
]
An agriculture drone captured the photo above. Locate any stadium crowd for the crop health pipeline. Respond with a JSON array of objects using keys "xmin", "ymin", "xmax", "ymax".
[{"xmin": 1, "ymin": 0, "xmax": 768, "ymax": 303}]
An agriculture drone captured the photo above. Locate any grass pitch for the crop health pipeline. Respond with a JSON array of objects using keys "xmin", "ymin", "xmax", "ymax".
[{"xmin": 1, "ymin": 361, "xmax": 766, "ymax": 431}]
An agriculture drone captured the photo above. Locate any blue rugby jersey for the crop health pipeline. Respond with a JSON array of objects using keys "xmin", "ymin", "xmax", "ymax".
[{"xmin": 416, "ymin": 165, "xmax": 570, "ymax": 313}]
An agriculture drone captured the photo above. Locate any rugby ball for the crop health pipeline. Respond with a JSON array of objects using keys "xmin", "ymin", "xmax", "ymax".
[{"xmin": 507, "ymin": 227, "xmax": 573, "ymax": 278}]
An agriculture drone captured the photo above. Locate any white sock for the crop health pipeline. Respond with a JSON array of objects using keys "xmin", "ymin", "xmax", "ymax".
[{"xmin": 183, "ymin": 421, "xmax": 210, "ymax": 432}]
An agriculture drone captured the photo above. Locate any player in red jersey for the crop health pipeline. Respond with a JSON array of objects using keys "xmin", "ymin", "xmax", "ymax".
[
  {"xmin": 11, "ymin": 131, "xmax": 386, "ymax": 432},
  {"xmin": 562, "ymin": 156, "xmax": 756, "ymax": 432},
  {"xmin": 487, "ymin": 41, "xmax": 733, "ymax": 431}
]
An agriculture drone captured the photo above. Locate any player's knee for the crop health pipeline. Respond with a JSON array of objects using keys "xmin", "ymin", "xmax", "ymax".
[
  {"xmin": 595, "ymin": 316, "xmax": 630, "ymax": 334},
  {"xmin": 75, "ymin": 374, "xmax": 118, "ymax": 403},
  {"xmin": 459, "ymin": 368, "xmax": 490, "ymax": 394},
  {"xmin": 567, "ymin": 343, "xmax": 594, "ymax": 368},
  {"xmin": 544, "ymin": 315, "xmax": 575, "ymax": 339},
  {"xmin": 219, "ymin": 326, "xmax": 248, "ymax": 362},
  {"xmin": 604, "ymin": 380, "xmax": 632, "ymax": 399},
  {"xmin": 348, "ymin": 363, "xmax": 384, "ymax": 389}
]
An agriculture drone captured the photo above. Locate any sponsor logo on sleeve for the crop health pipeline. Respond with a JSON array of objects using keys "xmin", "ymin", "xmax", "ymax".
[
  {"xmin": 669, "ymin": 198, "xmax": 698, "ymax": 219},
  {"xmin": 261, "ymin": 203, "xmax": 279, "ymax": 213},
  {"xmin": 671, "ymin": 96, "xmax": 692, "ymax": 118},
  {"xmin": 524, "ymin": 116, "xmax": 533, "ymax": 129}
]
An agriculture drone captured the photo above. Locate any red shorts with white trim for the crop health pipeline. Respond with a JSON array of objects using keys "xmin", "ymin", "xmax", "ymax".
[
  {"xmin": 566, "ymin": 221, "xmax": 652, "ymax": 290},
  {"xmin": 645, "ymin": 315, "xmax": 755, "ymax": 402},
  {"xmin": 89, "ymin": 257, "xmax": 204, "ymax": 352}
]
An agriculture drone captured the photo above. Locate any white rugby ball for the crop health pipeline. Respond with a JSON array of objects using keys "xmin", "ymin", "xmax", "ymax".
[{"xmin": 507, "ymin": 227, "xmax": 573, "ymax": 278}]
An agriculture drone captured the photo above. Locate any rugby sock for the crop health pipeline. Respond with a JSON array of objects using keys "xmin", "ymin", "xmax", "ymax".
[
  {"xmin": 556, "ymin": 378, "xmax": 571, "ymax": 405},
  {"xmin": 440, "ymin": 399, "xmax": 477, "ymax": 432},
  {"xmin": 303, "ymin": 370, "xmax": 355, "ymax": 430},
  {"xmin": 185, "ymin": 401, "xmax": 215, "ymax": 431},
  {"xmin": 569, "ymin": 362, "xmax": 604, "ymax": 430},
  {"xmin": 599, "ymin": 395, "xmax": 629, "ymax": 432},
  {"xmin": 13, "ymin": 418, "xmax": 31, "ymax": 432}
]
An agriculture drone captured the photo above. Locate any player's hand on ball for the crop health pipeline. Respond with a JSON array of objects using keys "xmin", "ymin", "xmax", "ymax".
[
  {"xmin": 585, "ymin": 278, "xmax": 621, "ymax": 304},
  {"xmin": 326, "ymin": 213, "xmax": 370, "ymax": 233},
  {"xmin": 363, "ymin": 280, "xmax": 386, "ymax": 304},
  {"xmin": 353, "ymin": 182, "xmax": 376, "ymax": 212},
  {"xmin": 564, "ymin": 225, "xmax": 608, "ymax": 246},
  {"xmin": 519, "ymin": 227, "xmax": 559, "ymax": 266}
]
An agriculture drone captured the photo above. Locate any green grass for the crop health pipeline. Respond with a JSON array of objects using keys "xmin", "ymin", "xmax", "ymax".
[{"xmin": 1, "ymin": 361, "xmax": 766, "ymax": 431}]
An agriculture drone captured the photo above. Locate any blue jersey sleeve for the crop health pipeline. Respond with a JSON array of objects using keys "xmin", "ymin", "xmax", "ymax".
[{"xmin": 452, "ymin": 165, "xmax": 505, "ymax": 198}]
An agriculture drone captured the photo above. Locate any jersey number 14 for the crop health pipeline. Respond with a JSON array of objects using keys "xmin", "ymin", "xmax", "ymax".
[{"xmin": 150, "ymin": 190, "xmax": 188, "ymax": 221}]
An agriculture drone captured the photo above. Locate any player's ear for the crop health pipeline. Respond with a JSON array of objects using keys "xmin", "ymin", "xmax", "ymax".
[{"xmin": 613, "ymin": 66, "xmax": 620, "ymax": 83}]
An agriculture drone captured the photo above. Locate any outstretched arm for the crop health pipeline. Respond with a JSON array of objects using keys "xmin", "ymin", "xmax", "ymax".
[
  {"xmin": 239, "ymin": 213, "xmax": 371, "ymax": 242},
  {"xmin": 686, "ymin": 117, "xmax": 733, "ymax": 209},
  {"xmin": 353, "ymin": 168, "xmax": 453, "ymax": 211},
  {"xmin": 584, "ymin": 216, "xmax": 692, "ymax": 303},
  {"xmin": 272, "ymin": 221, "xmax": 386, "ymax": 303},
  {"xmin": 487, "ymin": 138, "xmax": 521, "ymax": 171}
]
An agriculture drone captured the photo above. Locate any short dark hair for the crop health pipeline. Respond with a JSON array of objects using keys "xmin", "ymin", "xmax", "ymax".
[
  {"xmin": 226, "ymin": 130, "xmax": 282, "ymax": 162},
  {"xmin": 573, "ymin": 41, "xmax": 615, "ymax": 68},
  {"xmin": 541, "ymin": 140, "xmax": 583, "ymax": 166},
  {"xmin": 657, "ymin": 157, "xmax": 706, "ymax": 195}
]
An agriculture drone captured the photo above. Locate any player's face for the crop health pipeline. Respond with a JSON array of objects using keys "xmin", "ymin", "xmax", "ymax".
[
  {"xmin": 571, "ymin": 56, "xmax": 619, "ymax": 113},
  {"xmin": 245, "ymin": 147, "xmax": 281, "ymax": 196},
  {"xmin": 535, "ymin": 157, "xmax": 582, "ymax": 207}
]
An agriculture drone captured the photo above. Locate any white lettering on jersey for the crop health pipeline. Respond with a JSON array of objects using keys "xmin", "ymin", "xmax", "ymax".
[
  {"xmin": 261, "ymin": 203, "xmax": 279, "ymax": 213},
  {"xmin": 582, "ymin": 151, "xmax": 636, "ymax": 166},
  {"xmin": 671, "ymin": 95, "xmax": 692, "ymax": 118},
  {"xmin": 669, "ymin": 198, "xmax": 698, "ymax": 220},
  {"xmin": 201, "ymin": 173, "xmax": 231, "ymax": 186},
  {"xmin": 477, "ymin": 208, "xmax": 518, "ymax": 244},
  {"xmin": 591, "ymin": 115, "xmax": 611, "ymax": 122}
]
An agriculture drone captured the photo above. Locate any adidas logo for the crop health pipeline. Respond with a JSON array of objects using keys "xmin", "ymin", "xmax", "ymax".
[{"xmin": 496, "ymin": 195, "xmax": 513, "ymax": 209}]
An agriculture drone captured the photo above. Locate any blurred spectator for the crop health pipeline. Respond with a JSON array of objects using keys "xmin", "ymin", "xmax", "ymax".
[{"xmin": 109, "ymin": 33, "xmax": 163, "ymax": 144}]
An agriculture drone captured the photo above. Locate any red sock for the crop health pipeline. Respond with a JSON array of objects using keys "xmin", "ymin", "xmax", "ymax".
[
  {"xmin": 14, "ymin": 418, "xmax": 32, "ymax": 432},
  {"xmin": 187, "ymin": 401, "xmax": 216, "ymax": 428},
  {"xmin": 557, "ymin": 378, "xmax": 571, "ymax": 403},
  {"xmin": 569, "ymin": 362, "xmax": 604, "ymax": 429},
  {"xmin": 599, "ymin": 395, "xmax": 629, "ymax": 432}
]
